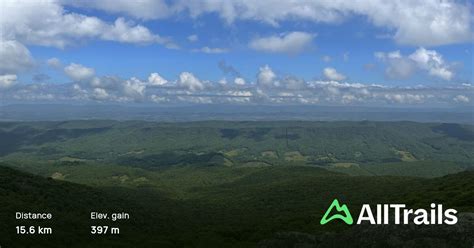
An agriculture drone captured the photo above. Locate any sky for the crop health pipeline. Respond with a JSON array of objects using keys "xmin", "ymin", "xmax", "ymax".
[{"xmin": 0, "ymin": 0, "xmax": 473, "ymax": 107}]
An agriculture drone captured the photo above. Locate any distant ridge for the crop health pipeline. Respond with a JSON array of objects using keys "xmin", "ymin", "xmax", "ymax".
[{"xmin": 1, "ymin": 104, "xmax": 473, "ymax": 123}]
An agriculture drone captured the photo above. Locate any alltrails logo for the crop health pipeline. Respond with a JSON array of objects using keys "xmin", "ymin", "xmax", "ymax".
[
  {"xmin": 320, "ymin": 199, "xmax": 458, "ymax": 225},
  {"xmin": 320, "ymin": 199, "xmax": 353, "ymax": 225}
]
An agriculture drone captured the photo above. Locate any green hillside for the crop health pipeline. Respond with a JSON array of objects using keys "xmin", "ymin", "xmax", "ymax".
[
  {"xmin": 0, "ymin": 165, "xmax": 473, "ymax": 247},
  {"xmin": 1, "ymin": 121, "xmax": 473, "ymax": 177},
  {"xmin": 0, "ymin": 120, "xmax": 473, "ymax": 247},
  {"xmin": 0, "ymin": 165, "xmax": 148, "ymax": 247}
]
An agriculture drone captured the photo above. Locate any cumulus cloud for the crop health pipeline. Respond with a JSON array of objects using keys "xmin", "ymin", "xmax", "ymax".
[
  {"xmin": 101, "ymin": 18, "xmax": 169, "ymax": 45},
  {"xmin": 150, "ymin": 94, "xmax": 169, "ymax": 103},
  {"xmin": 2, "ymin": 61, "xmax": 472, "ymax": 106},
  {"xmin": 376, "ymin": 48, "xmax": 454, "ymax": 80},
  {"xmin": 148, "ymin": 73, "xmax": 168, "ymax": 86},
  {"xmin": 377, "ymin": 0, "xmax": 472, "ymax": 46},
  {"xmin": 409, "ymin": 47, "xmax": 453, "ymax": 80},
  {"xmin": 123, "ymin": 77, "xmax": 146, "ymax": 100},
  {"xmin": 384, "ymin": 93, "xmax": 426, "ymax": 104},
  {"xmin": 64, "ymin": 63, "xmax": 96, "ymax": 81},
  {"xmin": 257, "ymin": 65, "xmax": 277, "ymax": 87},
  {"xmin": 234, "ymin": 77, "xmax": 246, "ymax": 85},
  {"xmin": 72, "ymin": 74, "xmax": 147, "ymax": 102},
  {"xmin": 0, "ymin": 40, "xmax": 34, "ymax": 74},
  {"xmin": 0, "ymin": 74, "xmax": 18, "ymax": 89},
  {"xmin": 226, "ymin": 90, "xmax": 253, "ymax": 97},
  {"xmin": 453, "ymin": 95, "xmax": 470, "ymax": 103},
  {"xmin": 323, "ymin": 67, "xmax": 346, "ymax": 81},
  {"xmin": 47, "ymin": 58, "xmax": 62, "ymax": 69},
  {"xmin": 1, "ymin": 0, "xmax": 171, "ymax": 49},
  {"xmin": 2, "ymin": 72, "xmax": 472, "ymax": 106},
  {"xmin": 91, "ymin": 88, "xmax": 110, "ymax": 101},
  {"xmin": 249, "ymin": 32, "xmax": 314, "ymax": 55},
  {"xmin": 218, "ymin": 78, "xmax": 228, "ymax": 86},
  {"xmin": 178, "ymin": 72, "xmax": 204, "ymax": 91}
]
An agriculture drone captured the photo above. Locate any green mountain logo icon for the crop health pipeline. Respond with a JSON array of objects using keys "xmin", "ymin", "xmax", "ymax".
[{"xmin": 320, "ymin": 199, "xmax": 353, "ymax": 225}]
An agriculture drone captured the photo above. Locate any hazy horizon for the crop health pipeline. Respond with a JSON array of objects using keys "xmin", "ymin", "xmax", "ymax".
[{"xmin": 1, "ymin": 103, "xmax": 472, "ymax": 123}]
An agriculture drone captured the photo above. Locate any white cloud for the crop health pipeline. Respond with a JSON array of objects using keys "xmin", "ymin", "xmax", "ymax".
[
  {"xmin": 308, "ymin": 81, "xmax": 372, "ymax": 90},
  {"xmin": 2, "ymin": 70, "xmax": 473, "ymax": 106},
  {"xmin": 170, "ymin": 1, "xmax": 472, "ymax": 46},
  {"xmin": 178, "ymin": 72, "xmax": 204, "ymax": 91},
  {"xmin": 342, "ymin": 94, "xmax": 358, "ymax": 104},
  {"xmin": 453, "ymin": 95, "xmax": 470, "ymax": 103},
  {"xmin": 234, "ymin": 77, "xmax": 246, "ymax": 85},
  {"xmin": 177, "ymin": 95, "xmax": 213, "ymax": 104},
  {"xmin": 18, "ymin": 1, "xmax": 470, "ymax": 48},
  {"xmin": 249, "ymin": 32, "xmax": 314, "ymax": 55},
  {"xmin": 194, "ymin": 47, "xmax": 228, "ymax": 54},
  {"xmin": 148, "ymin": 73, "xmax": 168, "ymax": 86},
  {"xmin": 225, "ymin": 90, "xmax": 253, "ymax": 97},
  {"xmin": 64, "ymin": 63, "xmax": 96, "ymax": 81},
  {"xmin": 0, "ymin": 40, "xmax": 34, "ymax": 74},
  {"xmin": 384, "ymin": 93, "xmax": 425, "ymax": 104},
  {"xmin": 91, "ymin": 88, "xmax": 110, "ymax": 101},
  {"xmin": 187, "ymin": 34, "xmax": 199, "ymax": 42},
  {"xmin": 257, "ymin": 65, "xmax": 277, "ymax": 87},
  {"xmin": 218, "ymin": 78, "xmax": 228, "ymax": 85},
  {"xmin": 101, "ymin": 18, "xmax": 167, "ymax": 44},
  {"xmin": 123, "ymin": 77, "xmax": 146, "ymax": 100},
  {"xmin": 173, "ymin": 1, "xmax": 345, "ymax": 25},
  {"xmin": 323, "ymin": 67, "xmax": 346, "ymax": 81},
  {"xmin": 409, "ymin": 47, "xmax": 453, "ymax": 80},
  {"xmin": 71, "ymin": 74, "xmax": 148, "ymax": 102},
  {"xmin": 0, "ymin": 0, "xmax": 170, "ymax": 49},
  {"xmin": 151, "ymin": 94, "xmax": 169, "ymax": 103},
  {"xmin": 376, "ymin": 48, "xmax": 454, "ymax": 80},
  {"xmin": 0, "ymin": 74, "xmax": 18, "ymax": 89},
  {"xmin": 377, "ymin": 1, "xmax": 472, "ymax": 46},
  {"xmin": 47, "ymin": 58, "xmax": 62, "ymax": 69}
]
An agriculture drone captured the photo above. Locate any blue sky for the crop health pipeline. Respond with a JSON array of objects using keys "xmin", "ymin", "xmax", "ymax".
[
  {"xmin": 0, "ymin": 0, "xmax": 473, "ymax": 106},
  {"xmin": 26, "ymin": 13, "xmax": 472, "ymax": 84}
]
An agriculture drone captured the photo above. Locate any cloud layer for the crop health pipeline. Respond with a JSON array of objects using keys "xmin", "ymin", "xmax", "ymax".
[
  {"xmin": 66, "ymin": 0, "xmax": 473, "ymax": 46},
  {"xmin": 1, "ymin": 62, "xmax": 471, "ymax": 106}
]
